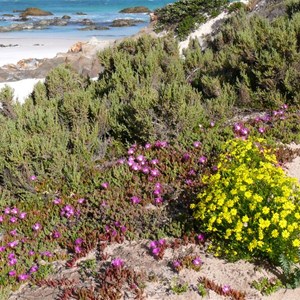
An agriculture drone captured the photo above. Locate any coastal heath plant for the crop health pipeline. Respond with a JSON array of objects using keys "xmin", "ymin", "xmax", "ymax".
[{"xmin": 191, "ymin": 137, "xmax": 300, "ymax": 264}]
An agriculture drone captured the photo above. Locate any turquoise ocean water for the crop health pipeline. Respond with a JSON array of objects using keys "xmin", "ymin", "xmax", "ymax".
[{"xmin": 0, "ymin": 0, "xmax": 174, "ymax": 39}]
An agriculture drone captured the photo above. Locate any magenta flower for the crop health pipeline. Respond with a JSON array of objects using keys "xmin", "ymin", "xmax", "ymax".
[
  {"xmin": 153, "ymin": 189, "xmax": 161, "ymax": 196},
  {"xmin": 192, "ymin": 257, "xmax": 203, "ymax": 266},
  {"xmin": 8, "ymin": 270, "xmax": 16, "ymax": 277},
  {"xmin": 233, "ymin": 123, "xmax": 242, "ymax": 132},
  {"xmin": 111, "ymin": 258, "xmax": 124, "ymax": 268},
  {"xmin": 222, "ymin": 285, "xmax": 231, "ymax": 293},
  {"xmin": 28, "ymin": 250, "xmax": 35, "ymax": 256},
  {"xmin": 173, "ymin": 260, "xmax": 181, "ymax": 268},
  {"xmin": 136, "ymin": 155, "xmax": 145, "ymax": 162},
  {"xmin": 8, "ymin": 253, "xmax": 15, "ymax": 259},
  {"xmin": 18, "ymin": 274, "xmax": 29, "ymax": 281},
  {"xmin": 52, "ymin": 231, "xmax": 61, "ymax": 239},
  {"xmin": 158, "ymin": 239, "xmax": 166, "ymax": 246},
  {"xmin": 77, "ymin": 198, "xmax": 85, "ymax": 204},
  {"xmin": 149, "ymin": 241, "xmax": 157, "ymax": 249},
  {"xmin": 210, "ymin": 121, "xmax": 215, "ymax": 127},
  {"xmin": 0, "ymin": 246, "xmax": 6, "ymax": 252},
  {"xmin": 32, "ymin": 223, "xmax": 41, "ymax": 231},
  {"xmin": 19, "ymin": 212, "xmax": 27, "ymax": 219},
  {"xmin": 30, "ymin": 175, "xmax": 37, "ymax": 181},
  {"xmin": 142, "ymin": 167, "xmax": 150, "ymax": 174},
  {"xmin": 150, "ymin": 159, "xmax": 159, "ymax": 165},
  {"xmin": 127, "ymin": 148, "xmax": 135, "ymax": 155},
  {"xmin": 193, "ymin": 141, "xmax": 201, "ymax": 148},
  {"xmin": 154, "ymin": 197, "xmax": 163, "ymax": 204},
  {"xmin": 120, "ymin": 225, "xmax": 127, "ymax": 233},
  {"xmin": 130, "ymin": 196, "xmax": 141, "ymax": 204},
  {"xmin": 258, "ymin": 127, "xmax": 265, "ymax": 133},
  {"xmin": 7, "ymin": 240, "xmax": 18, "ymax": 248},
  {"xmin": 101, "ymin": 182, "xmax": 109, "ymax": 189},
  {"xmin": 74, "ymin": 246, "xmax": 81, "ymax": 253},
  {"xmin": 8, "ymin": 258, "xmax": 17, "ymax": 266},
  {"xmin": 131, "ymin": 163, "xmax": 141, "ymax": 171},
  {"xmin": 29, "ymin": 265, "xmax": 39, "ymax": 274},
  {"xmin": 152, "ymin": 248, "xmax": 160, "ymax": 256},
  {"xmin": 150, "ymin": 169, "xmax": 160, "ymax": 177},
  {"xmin": 144, "ymin": 143, "xmax": 152, "ymax": 149},
  {"xmin": 240, "ymin": 127, "xmax": 249, "ymax": 136},
  {"xmin": 4, "ymin": 207, "xmax": 10, "ymax": 215},
  {"xmin": 185, "ymin": 179, "xmax": 193, "ymax": 185},
  {"xmin": 74, "ymin": 238, "xmax": 83, "ymax": 246},
  {"xmin": 117, "ymin": 158, "xmax": 125, "ymax": 164},
  {"xmin": 11, "ymin": 208, "xmax": 18, "ymax": 215},
  {"xmin": 197, "ymin": 233, "xmax": 205, "ymax": 242},
  {"xmin": 53, "ymin": 198, "xmax": 62, "ymax": 205},
  {"xmin": 0, "ymin": 215, "xmax": 4, "ymax": 222},
  {"xmin": 41, "ymin": 251, "xmax": 52, "ymax": 257},
  {"xmin": 198, "ymin": 156, "xmax": 207, "ymax": 164},
  {"xmin": 10, "ymin": 230, "xmax": 17, "ymax": 236},
  {"xmin": 188, "ymin": 169, "xmax": 196, "ymax": 176},
  {"xmin": 182, "ymin": 153, "xmax": 191, "ymax": 162},
  {"xmin": 9, "ymin": 217, "xmax": 17, "ymax": 223}
]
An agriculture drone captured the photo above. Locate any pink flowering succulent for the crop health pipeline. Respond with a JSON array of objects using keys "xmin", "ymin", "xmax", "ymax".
[
  {"xmin": 111, "ymin": 258, "xmax": 124, "ymax": 268},
  {"xmin": 101, "ymin": 182, "xmax": 109, "ymax": 189},
  {"xmin": 32, "ymin": 223, "xmax": 42, "ymax": 231},
  {"xmin": 130, "ymin": 196, "xmax": 141, "ymax": 204}
]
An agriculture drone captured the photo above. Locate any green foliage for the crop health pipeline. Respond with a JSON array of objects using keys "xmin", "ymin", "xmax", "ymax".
[
  {"xmin": 251, "ymin": 277, "xmax": 283, "ymax": 295},
  {"xmin": 97, "ymin": 35, "xmax": 204, "ymax": 144},
  {"xmin": 170, "ymin": 278, "xmax": 189, "ymax": 294},
  {"xmin": 279, "ymin": 253, "xmax": 300, "ymax": 288},
  {"xmin": 286, "ymin": 0, "xmax": 300, "ymax": 18},
  {"xmin": 191, "ymin": 138, "xmax": 300, "ymax": 264},
  {"xmin": 154, "ymin": 0, "xmax": 228, "ymax": 39},
  {"xmin": 187, "ymin": 12, "xmax": 300, "ymax": 109}
]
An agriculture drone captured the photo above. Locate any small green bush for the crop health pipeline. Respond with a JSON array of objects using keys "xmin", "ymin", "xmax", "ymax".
[{"xmin": 191, "ymin": 137, "xmax": 300, "ymax": 264}]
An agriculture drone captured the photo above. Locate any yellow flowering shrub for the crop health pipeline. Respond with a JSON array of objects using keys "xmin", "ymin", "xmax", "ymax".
[{"xmin": 191, "ymin": 138, "xmax": 300, "ymax": 264}]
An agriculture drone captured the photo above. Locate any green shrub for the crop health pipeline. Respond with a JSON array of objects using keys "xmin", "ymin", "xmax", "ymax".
[
  {"xmin": 191, "ymin": 137, "xmax": 300, "ymax": 264},
  {"xmin": 286, "ymin": 0, "xmax": 300, "ymax": 18}
]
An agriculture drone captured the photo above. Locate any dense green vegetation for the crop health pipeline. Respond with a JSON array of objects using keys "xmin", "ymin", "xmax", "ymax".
[
  {"xmin": 0, "ymin": 1, "xmax": 300, "ymax": 298},
  {"xmin": 154, "ymin": 0, "xmax": 229, "ymax": 39}
]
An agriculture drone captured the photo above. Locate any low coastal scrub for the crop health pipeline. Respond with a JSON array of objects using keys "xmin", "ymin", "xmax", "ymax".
[
  {"xmin": 154, "ymin": 0, "xmax": 228, "ymax": 39},
  {"xmin": 0, "ymin": 2, "xmax": 300, "ymax": 297}
]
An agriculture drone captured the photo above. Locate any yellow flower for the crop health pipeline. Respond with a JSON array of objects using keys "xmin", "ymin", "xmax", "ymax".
[
  {"xmin": 244, "ymin": 191, "xmax": 252, "ymax": 199},
  {"xmin": 262, "ymin": 206, "xmax": 270, "ymax": 214},
  {"xmin": 282, "ymin": 230, "xmax": 290, "ymax": 239},
  {"xmin": 242, "ymin": 215, "xmax": 249, "ymax": 223},
  {"xmin": 271, "ymin": 229, "xmax": 279, "ymax": 238},
  {"xmin": 240, "ymin": 185, "xmax": 246, "ymax": 192},
  {"xmin": 279, "ymin": 219, "xmax": 287, "ymax": 228},
  {"xmin": 271, "ymin": 213, "xmax": 279, "ymax": 223},
  {"xmin": 292, "ymin": 239, "xmax": 300, "ymax": 247},
  {"xmin": 253, "ymin": 194, "xmax": 263, "ymax": 203}
]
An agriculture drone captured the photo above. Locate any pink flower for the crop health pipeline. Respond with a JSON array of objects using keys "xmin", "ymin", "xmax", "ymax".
[
  {"xmin": 154, "ymin": 197, "xmax": 163, "ymax": 204},
  {"xmin": 52, "ymin": 231, "xmax": 61, "ymax": 239},
  {"xmin": 8, "ymin": 270, "xmax": 16, "ymax": 277},
  {"xmin": 77, "ymin": 198, "xmax": 85, "ymax": 204},
  {"xmin": 142, "ymin": 167, "xmax": 150, "ymax": 174},
  {"xmin": 153, "ymin": 189, "xmax": 161, "ymax": 196},
  {"xmin": 197, "ymin": 233, "xmax": 205, "ymax": 242},
  {"xmin": 7, "ymin": 240, "xmax": 18, "ymax": 248},
  {"xmin": 130, "ymin": 196, "xmax": 141, "ymax": 204},
  {"xmin": 210, "ymin": 121, "xmax": 215, "ymax": 127},
  {"xmin": 4, "ymin": 207, "xmax": 10, "ymax": 214},
  {"xmin": 0, "ymin": 215, "xmax": 4, "ymax": 222},
  {"xmin": 0, "ymin": 246, "xmax": 6, "ymax": 252},
  {"xmin": 158, "ymin": 239, "xmax": 166, "ymax": 246},
  {"xmin": 32, "ymin": 223, "xmax": 41, "ymax": 231},
  {"xmin": 11, "ymin": 208, "xmax": 18, "ymax": 214},
  {"xmin": 18, "ymin": 274, "xmax": 29, "ymax": 281},
  {"xmin": 127, "ymin": 148, "xmax": 135, "ymax": 155},
  {"xmin": 136, "ymin": 155, "xmax": 145, "ymax": 162},
  {"xmin": 41, "ymin": 251, "xmax": 52, "ymax": 257},
  {"xmin": 101, "ymin": 182, "xmax": 109, "ymax": 189},
  {"xmin": 258, "ymin": 127, "xmax": 265, "ymax": 133},
  {"xmin": 111, "ymin": 258, "xmax": 124, "ymax": 268},
  {"xmin": 131, "ymin": 163, "xmax": 141, "ymax": 171},
  {"xmin": 10, "ymin": 230, "xmax": 17, "ymax": 236},
  {"xmin": 8, "ymin": 253, "xmax": 15, "ymax": 259},
  {"xmin": 144, "ymin": 143, "xmax": 152, "ymax": 149},
  {"xmin": 53, "ymin": 198, "xmax": 62, "ymax": 205},
  {"xmin": 150, "ymin": 159, "xmax": 159, "ymax": 165},
  {"xmin": 182, "ymin": 153, "xmax": 191, "ymax": 162},
  {"xmin": 29, "ymin": 265, "xmax": 39, "ymax": 273},
  {"xmin": 193, "ymin": 141, "xmax": 201, "ymax": 148},
  {"xmin": 152, "ymin": 248, "xmax": 160, "ymax": 256},
  {"xmin": 74, "ymin": 238, "xmax": 83, "ymax": 245},
  {"xmin": 150, "ymin": 169, "xmax": 160, "ymax": 177},
  {"xmin": 28, "ymin": 250, "xmax": 35, "ymax": 256},
  {"xmin": 30, "ymin": 175, "xmax": 37, "ymax": 181},
  {"xmin": 75, "ymin": 246, "xmax": 81, "ymax": 253},
  {"xmin": 117, "ymin": 158, "xmax": 125, "ymax": 164},
  {"xmin": 9, "ymin": 217, "xmax": 17, "ymax": 223},
  {"xmin": 8, "ymin": 258, "xmax": 17, "ymax": 266},
  {"xmin": 222, "ymin": 285, "xmax": 231, "ymax": 293},
  {"xmin": 149, "ymin": 241, "xmax": 157, "ymax": 249},
  {"xmin": 192, "ymin": 257, "xmax": 202, "ymax": 266},
  {"xmin": 120, "ymin": 225, "xmax": 127, "ymax": 233},
  {"xmin": 173, "ymin": 260, "xmax": 181, "ymax": 268},
  {"xmin": 198, "ymin": 156, "xmax": 207, "ymax": 164},
  {"xmin": 19, "ymin": 212, "xmax": 27, "ymax": 219}
]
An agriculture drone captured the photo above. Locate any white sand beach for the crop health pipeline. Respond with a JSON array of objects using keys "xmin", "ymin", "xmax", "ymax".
[{"xmin": 0, "ymin": 37, "xmax": 89, "ymax": 67}]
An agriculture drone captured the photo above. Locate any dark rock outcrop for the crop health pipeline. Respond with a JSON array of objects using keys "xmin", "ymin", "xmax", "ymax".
[
  {"xmin": 111, "ymin": 19, "xmax": 144, "ymax": 27},
  {"xmin": 119, "ymin": 6, "xmax": 151, "ymax": 13},
  {"xmin": 62, "ymin": 15, "xmax": 71, "ymax": 20},
  {"xmin": 76, "ymin": 12, "xmax": 87, "ymax": 15},
  {"xmin": 20, "ymin": 7, "xmax": 53, "ymax": 18},
  {"xmin": 79, "ymin": 25, "xmax": 109, "ymax": 31}
]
